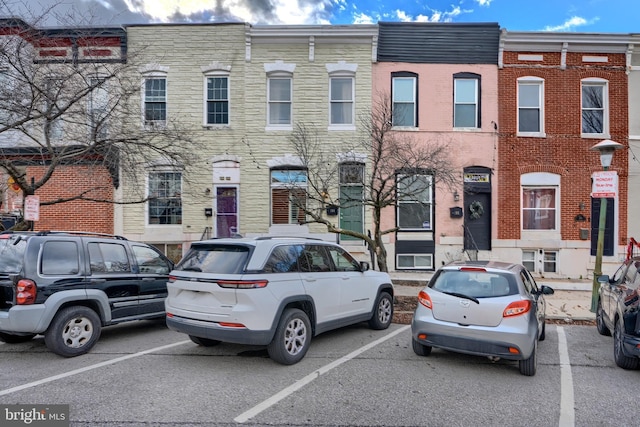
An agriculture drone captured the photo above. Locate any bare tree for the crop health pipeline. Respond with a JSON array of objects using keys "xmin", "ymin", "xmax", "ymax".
[
  {"xmin": 288, "ymin": 93, "xmax": 460, "ymax": 272},
  {"xmin": 0, "ymin": 6, "xmax": 200, "ymax": 230}
]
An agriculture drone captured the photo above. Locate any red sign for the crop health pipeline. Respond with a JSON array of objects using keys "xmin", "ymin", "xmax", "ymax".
[
  {"xmin": 24, "ymin": 195, "xmax": 40, "ymax": 221},
  {"xmin": 591, "ymin": 171, "xmax": 618, "ymax": 198}
]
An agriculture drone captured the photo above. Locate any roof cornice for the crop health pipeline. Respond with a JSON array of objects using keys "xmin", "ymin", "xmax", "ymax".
[{"xmin": 501, "ymin": 29, "xmax": 633, "ymax": 53}]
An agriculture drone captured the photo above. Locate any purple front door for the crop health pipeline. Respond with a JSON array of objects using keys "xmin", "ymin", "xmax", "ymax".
[{"xmin": 216, "ymin": 187, "xmax": 238, "ymax": 237}]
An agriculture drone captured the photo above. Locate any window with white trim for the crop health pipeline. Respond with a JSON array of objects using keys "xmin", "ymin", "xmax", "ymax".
[
  {"xmin": 144, "ymin": 77, "xmax": 166, "ymax": 126},
  {"xmin": 454, "ymin": 73, "xmax": 480, "ymax": 128},
  {"xmin": 89, "ymin": 76, "xmax": 108, "ymax": 139},
  {"xmin": 330, "ymin": 77, "xmax": 354, "ymax": 125},
  {"xmin": 521, "ymin": 172, "xmax": 559, "ymax": 231},
  {"xmin": 392, "ymin": 73, "xmax": 417, "ymax": 127},
  {"xmin": 268, "ymin": 77, "xmax": 292, "ymax": 126},
  {"xmin": 397, "ymin": 173, "xmax": 433, "ymax": 230},
  {"xmin": 148, "ymin": 171, "xmax": 182, "ymax": 225},
  {"xmin": 205, "ymin": 76, "xmax": 229, "ymax": 125},
  {"xmin": 271, "ymin": 169, "xmax": 307, "ymax": 225},
  {"xmin": 517, "ymin": 77, "xmax": 544, "ymax": 135},
  {"xmin": 397, "ymin": 253, "xmax": 433, "ymax": 270},
  {"xmin": 581, "ymin": 78, "xmax": 608, "ymax": 136}
]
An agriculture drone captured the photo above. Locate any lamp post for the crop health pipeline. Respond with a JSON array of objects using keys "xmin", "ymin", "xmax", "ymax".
[{"xmin": 590, "ymin": 139, "xmax": 623, "ymax": 313}]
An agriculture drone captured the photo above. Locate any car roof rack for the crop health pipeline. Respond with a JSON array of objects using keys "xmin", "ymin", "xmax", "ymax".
[
  {"xmin": 35, "ymin": 230, "xmax": 129, "ymax": 240},
  {"xmin": 255, "ymin": 236, "xmax": 323, "ymax": 241}
]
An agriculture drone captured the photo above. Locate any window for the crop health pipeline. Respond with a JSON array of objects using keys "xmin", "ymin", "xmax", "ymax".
[
  {"xmin": 330, "ymin": 77, "xmax": 354, "ymax": 125},
  {"xmin": 518, "ymin": 77, "xmax": 544, "ymax": 135},
  {"xmin": 268, "ymin": 78, "xmax": 292, "ymax": 126},
  {"xmin": 89, "ymin": 77, "xmax": 108, "ymax": 139},
  {"xmin": 148, "ymin": 171, "xmax": 182, "ymax": 225},
  {"xmin": 454, "ymin": 74, "xmax": 480, "ymax": 128},
  {"xmin": 397, "ymin": 254, "xmax": 433, "ymax": 270},
  {"xmin": 582, "ymin": 79, "xmax": 608, "ymax": 136},
  {"xmin": 132, "ymin": 245, "xmax": 171, "ymax": 274},
  {"xmin": 397, "ymin": 173, "xmax": 433, "ymax": 230},
  {"xmin": 270, "ymin": 169, "xmax": 307, "ymax": 225},
  {"xmin": 206, "ymin": 76, "xmax": 229, "ymax": 125},
  {"xmin": 146, "ymin": 242, "xmax": 182, "ymax": 265},
  {"xmin": 522, "ymin": 249, "xmax": 558, "ymax": 274},
  {"xmin": 326, "ymin": 245, "xmax": 360, "ymax": 272},
  {"xmin": 392, "ymin": 73, "xmax": 417, "ymax": 127},
  {"xmin": 144, "ymin": 78, "xmax": 166, "ymax": 126},
  {"xmin": 262, "ymin": 245, "xmax": 304, "ymax": 273},
  {"xmin": 41, "ymin": 241, "xmax": 79, "ymax": 275},
  {"xmin": 522, "ymin": 188, "xmax": 556, "ymax": 230},
  {"xmin": 88, "ymin": 243, "xmax": 131, "ymax": 273}
]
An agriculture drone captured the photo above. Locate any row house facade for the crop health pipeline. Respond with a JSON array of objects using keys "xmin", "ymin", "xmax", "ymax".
[
  {"xmin": 119, "ymin": 23, "xmax": 378, "ymax": 263},
  {"xmin": 496, "ymin": 31, "xmax": 631, "ymax": 278},
  {"xmin": 0, "ymin": 18, "xmax": 124, "ymax": 233}
]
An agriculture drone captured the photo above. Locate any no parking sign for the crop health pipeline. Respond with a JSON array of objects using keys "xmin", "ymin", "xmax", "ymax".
[{"xmin": 24, "ymin": 195, "xmax": 40, "ymax": 221}]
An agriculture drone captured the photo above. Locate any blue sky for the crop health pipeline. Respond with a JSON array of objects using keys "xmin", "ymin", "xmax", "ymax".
[{"xmin": 6, "ymin": 0, "xmax": 639, "ymax": 33}]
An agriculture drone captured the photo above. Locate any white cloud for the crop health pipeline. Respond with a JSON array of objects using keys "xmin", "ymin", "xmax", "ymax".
[
  {"xmin": 475, "ymin": 0, "xmax": 492, "ymax": 6},
  {"xmin": 543, "ymin": 16, "xmax": 599, "ymax": 31},
  {"xmin": 352, "ymin": 12, "xmax": 375, "ymax": 24},
  {"xmin": 392, "ymin": 6, "xmax": 466, "ymax": 23}
]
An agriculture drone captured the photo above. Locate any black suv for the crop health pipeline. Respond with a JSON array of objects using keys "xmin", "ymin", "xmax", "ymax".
[
  {"xmin": 596, "ymin": 256, "xmax": 640, "ymax": 369},
  {"xmin": 0, "ymin": 231, "xmax": 173, "ymax": 357}
]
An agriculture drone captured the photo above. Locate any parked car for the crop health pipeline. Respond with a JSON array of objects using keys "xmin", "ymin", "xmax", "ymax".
[
  {"xmin": 0, "ymin": 231, "xmax": 173, "ymax": 357},
  {"xmin": 411, "ymin": 261, "xmax": 554, "ymax": 376},
  {"xmin": 165, "ymin": 236, "xmax": 394, "ymax": 365},
  {"xmin": 596, "ymin": 257, "xmax": 640, "ymax": 369}
]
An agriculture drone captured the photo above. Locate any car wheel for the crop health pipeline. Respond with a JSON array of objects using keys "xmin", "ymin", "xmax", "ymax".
[
  {"xmin": 519, "ymin": 340, "xmax": 537, "ymax": 376},
  {"xmin": 613, "ymin": 318, "xmax": 639, "ymax": 370},
  {"xmin": 0, "ymin": 332, "xmax": 36, "ymax": 344},
  {"xmin": 539, "ymin": 321, "xmax": 546, "ymax": 341},
  {"xmin": 368, "ymin": 292, "xmax": 393, "ymax": 330},
  {"xmin": 189, "ymin": 335, "xmax": 221, "ymax": 347},
  {"xmin": 596, "ymin": 300, "xmax": 611, "ymax": 336},
  {"xmin": 267, "ymin": 308, "xmax": 311, "ymax": 365},
  {"xmin": 44, "ymin": 306, "xmax": 102, "ymax": 357},
  {"xmin": 412, "ymin": 338, "xmax": 432, "ymax": 357}
]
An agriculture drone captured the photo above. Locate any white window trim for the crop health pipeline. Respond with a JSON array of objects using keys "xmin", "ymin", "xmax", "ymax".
[
  {"xmin": 145, "ymin": 167, "xmax": 183, "ymax": 228},
  {"xmin": 265, "ymin": 61, "xmax": 295, "ymax": 131},
  {"xmin": 396, "ymin": 253, "xmax": 434, "ymax": 270},
  {"xmin": 520, "ymin": 172, "xmax": 560, "ymax": 237},
  {"xmin": 327, "ymin": 62, "xmax": 357, "ymax": 131},
  {"xmin": 392, "ymin": 76, "xmax": 418, "ymax": 129},
  {"xmin": 202, "ymin": 72, "xmax": 230, "ymax": 128},
  {"xmin": 581, "ymin": 77, "xmax": 610, "ymax": 139},
  {"xmin": 517, "ymin": 77, "xmax": 545, "ymax": 138},
  {"xmin": 453, "ymin": 78, "xmax": 479, "ymax": 129},
  {"xmin": 140, "ymin": 65, "xmax": 169, "ymax": 131}
]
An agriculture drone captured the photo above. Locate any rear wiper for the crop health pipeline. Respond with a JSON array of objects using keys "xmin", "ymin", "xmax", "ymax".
[
  {"xmin": 182, "ymin": 267, "xmax": 202, "ymax": 272},
  {"xmin": 442, "ymin": 291, "xmax": 479, "ymax": 304}
]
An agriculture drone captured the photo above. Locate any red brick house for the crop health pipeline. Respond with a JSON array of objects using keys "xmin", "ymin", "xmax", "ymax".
[{"xmin": 496, "ymin": 30, "xmax": 631, "ymax": 278}]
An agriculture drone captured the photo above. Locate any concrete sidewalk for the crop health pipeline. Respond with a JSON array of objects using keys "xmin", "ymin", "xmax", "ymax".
[{"xmin": 390, "ymin": 273, "xmax": 596, "ymax": 322}]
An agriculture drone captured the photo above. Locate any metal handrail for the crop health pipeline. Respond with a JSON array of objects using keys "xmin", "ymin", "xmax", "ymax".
[
  {"xmin": 200, "ymin": 226, "xmax": 212, "ymax": 241},
  {"xmin": 462, "ymin": 225, "xmax": 479, "ymax": 261}
]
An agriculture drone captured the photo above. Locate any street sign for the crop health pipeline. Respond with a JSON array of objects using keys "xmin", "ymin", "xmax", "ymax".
[
  {"xmin": 24, "ymin": 195, "xmax": 40, "ymax": 221},
  {"xmin": 591, "ymin": 171, "xmax": 618, "ymax": 198}
]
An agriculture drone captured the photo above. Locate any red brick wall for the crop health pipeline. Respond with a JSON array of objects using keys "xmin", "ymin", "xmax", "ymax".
[
  {"xmin": 27, "ymin": 165, "xmax": 114, "ymax": 233},
  {"xmin": 498, "ymin": 51, "xmax": 628, "ymax": 243}
]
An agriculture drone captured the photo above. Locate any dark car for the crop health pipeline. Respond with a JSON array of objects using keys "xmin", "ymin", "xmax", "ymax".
[
  {"xmin": 0, "ymin": 231, "xmax": 173, "ymax": 357},
  {"xmin": 596, "ymin": 257, "xmax": 640, "ymax": 369}
]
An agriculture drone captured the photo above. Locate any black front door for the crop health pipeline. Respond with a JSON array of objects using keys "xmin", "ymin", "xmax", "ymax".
[{"xmin": 464, "ymin": 192, "xmax": 491, "ymax": 251}]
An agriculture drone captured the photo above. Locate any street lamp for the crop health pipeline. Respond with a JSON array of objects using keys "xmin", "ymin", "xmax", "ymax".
[{"xmin": 590, "ymin": 139, "xmax": 624, "ymax": 313}]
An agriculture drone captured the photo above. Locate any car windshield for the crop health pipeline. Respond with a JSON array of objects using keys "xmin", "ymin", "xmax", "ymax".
[
  {"xmin": 430, "ymin": 269, "xmax": 517, "ymax": 298},
  {"xmin": 175, "ymin": 244, "xmax": 249, "ymax": 274},
  {"xmin": 0, "ymin": 235, "xmax": 26, "ymax": 274}
]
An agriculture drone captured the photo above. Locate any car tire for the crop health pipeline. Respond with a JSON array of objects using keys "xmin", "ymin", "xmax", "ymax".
[
  {"xmin": 412, "ymin": 338, "xmax": 432, "ymax": 357},
  {"xmin": 596, "ymin": 300, "xmax": 611, "ymax": 336},
  {"xmin": 614, "ymin": 318, "xmax": 639, "ymax": 370},
  {"xmin": 44, "ymin": 306, "xmax": 102, "ymax": 357},
  {"xmin": 539, "ymin": 321, "xmax": 546, "ymax": 341},
  {"xmin": 189, "ymin": 335, "xmax": 221, "ymax": 347},
  {"xmin": 519, "ymin": 339, "xmax": 537, "ymax": 376},
  {"xmin": 0, "ymin": 332, "xmax": 36, "ymax": 344},
  {"xmin": 368, "ymin": 292, "xmax": 393, "ymax": 330},
  {"xmin": 267, "ymin": 308, "xmax": 311, "ymax": 365}
]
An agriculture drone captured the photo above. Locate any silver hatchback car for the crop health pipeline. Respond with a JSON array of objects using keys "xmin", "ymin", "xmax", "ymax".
[{"xmin": 411, "ymin": 261, "xmax": 554, "ymax": 376}]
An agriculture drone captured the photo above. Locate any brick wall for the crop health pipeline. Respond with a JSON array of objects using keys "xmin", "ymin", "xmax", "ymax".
[
  {"xmin": 27, "ymin": 165, "xmax": 114, "ymax": 233},
  {"xmin": 498, "ymin": 51, "xmax": 628, "ymax": 243}
]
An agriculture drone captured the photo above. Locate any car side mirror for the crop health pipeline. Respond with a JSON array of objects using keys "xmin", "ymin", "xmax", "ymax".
[
  {"xmin": 359, "ymin": 261, "xmax": 370, "ymax": 272},
  {"xmin": 541, "ymin": 285, "xmax": 554, "ymax": 295}
]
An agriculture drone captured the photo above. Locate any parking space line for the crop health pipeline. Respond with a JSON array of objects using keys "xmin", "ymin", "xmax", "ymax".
[
  {"xmin": 556, "ymin": 326, "xmax": 575, "ymax": 427},
  {"xmin": 0, "ymin": 340, "xmax": 190, "ymax": 397},
  {"xmin": 234, "ymin": 324, "xmax": 411, "ymax": 424}
]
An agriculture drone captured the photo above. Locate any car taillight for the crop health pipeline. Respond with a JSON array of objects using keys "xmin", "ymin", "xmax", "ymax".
[
  {"xmin": 216, "ymin": 279, "xmax": 268, "ymax": 289},
  {"xmin": 16, "ymin": 279, "xmax": 36, "ymax": 305},
  {"xmin": 168, "ymin": 275, "xmax": 176, "ymax": 283},
  {"xmin": 503, "ymin": 300, "xmax": 531, "ymax": 317},
  {"xmin": 418, "ymin": 290, "xmax": 432, "ymax": 309}
]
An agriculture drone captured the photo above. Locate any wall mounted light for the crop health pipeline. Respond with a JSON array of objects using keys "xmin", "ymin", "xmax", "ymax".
[
  {"xmin": 579, "ymin": 202, "xmax": 585, "ymax": 211},
  {"xmin": 453, "ymin": 191, "xmax": 460, "ymax": 202}
]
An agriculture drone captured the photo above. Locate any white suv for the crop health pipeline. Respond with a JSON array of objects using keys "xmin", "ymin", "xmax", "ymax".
[{"xmin": 165, "ymin": 236, "xmax": 394, "ymax": 365}]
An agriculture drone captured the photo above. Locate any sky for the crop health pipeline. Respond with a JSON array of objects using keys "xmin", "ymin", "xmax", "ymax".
[{"xmin": 3, "ymin": 0, "xmax": 639, "ymax": 33}]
